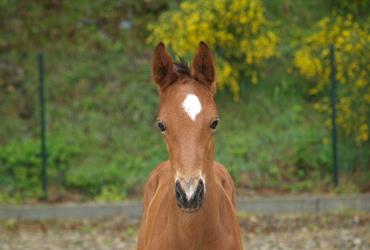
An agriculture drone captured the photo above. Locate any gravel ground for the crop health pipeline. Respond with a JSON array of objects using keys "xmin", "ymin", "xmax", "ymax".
[{"xmin": 0, "ymin": 213, "xmax": 369, "ymax": 250}]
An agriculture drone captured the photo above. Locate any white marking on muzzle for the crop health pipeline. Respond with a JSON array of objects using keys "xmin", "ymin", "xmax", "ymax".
[
  {"xmin": 184, "ymin": 184, "xmax": 197, "ymax": 200},
  {"xmin": 175, "ymin": 171, "xmax": 206, "ymax": 200},
  {"xmin": 182, "ymin": 94, "xmax": 202, "ymax": 121}
]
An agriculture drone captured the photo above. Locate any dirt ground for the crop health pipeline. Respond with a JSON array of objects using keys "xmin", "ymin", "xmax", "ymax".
[{"xmin": 0, "ymin": 212, "xmax": 369, "ymax": 250}]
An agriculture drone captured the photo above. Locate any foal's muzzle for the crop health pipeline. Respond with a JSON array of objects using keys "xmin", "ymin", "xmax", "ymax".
[{"xmin": 175, "ymin": 179, "xmax": 205, "ymax": 212}]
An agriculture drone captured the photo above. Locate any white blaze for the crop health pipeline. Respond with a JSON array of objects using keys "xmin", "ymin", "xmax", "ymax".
[{"xmin": 182, "ymin": 94, "xmax": 202, "ymax": 121}]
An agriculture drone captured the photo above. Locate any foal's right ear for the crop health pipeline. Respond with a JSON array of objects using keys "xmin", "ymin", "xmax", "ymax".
[
  {"xmin": 152, "ymin": 42, "xmax": 177, "ymax": 90},
  {"xmin": 191, "ymin": 41, "xmax": 216, "ymax": 94}
]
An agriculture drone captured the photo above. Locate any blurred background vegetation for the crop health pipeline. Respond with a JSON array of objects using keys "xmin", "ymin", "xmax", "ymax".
[{"xmin": 0, "ymin": 0, "xmax": 369, "ymax": 204}]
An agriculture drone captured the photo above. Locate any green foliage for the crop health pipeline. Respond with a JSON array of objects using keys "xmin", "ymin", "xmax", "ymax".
[
  {"xmin": 332, "ymin": 0, "xmax": 370, "ymax": 18},
  {"xmin": 0, "ymin": 0, "xmax": 173, "ymax": 52},
  {"xmin": 215, "ymin": 82, "xmax": 333, "ymax": 192},
  {"xmin": 0, "ymin": 0, "xmax": 172, "ymax": 124},
  {"xmin": 0, "ymin": 0, "xmax": 369, "ymax": 203},
  {"xmin": 96, "ymin": 185, "xmax": 127, "ymax": 202},
  {"xmin": 0, "ymin": 137, "xmax": 79, "ymax": 202},
  {"xmin": 148, "ymin": 0, "xmax": 279, "ymax": 98},
  {"xmin": 294, "ymin": 15, "xmax": 370, "ymax": 143}
]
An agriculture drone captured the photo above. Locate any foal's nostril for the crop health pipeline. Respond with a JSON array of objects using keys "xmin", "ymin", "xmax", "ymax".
[
  {"xmin": 175, "ymin": 181, "xmax": 182, "ymax": 200},
  {"xmin": 175, "ymin": 181, "xmax": 187, "ymax": 207},
  {"xmin": 194, "ymin": 180, "xmax": 205, "ymax": 203}
]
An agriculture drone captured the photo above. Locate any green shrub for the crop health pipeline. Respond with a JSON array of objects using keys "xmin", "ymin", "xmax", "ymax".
[{"xmin": 0, "ymin": 137, "xmax": 80, "ymax": 202}]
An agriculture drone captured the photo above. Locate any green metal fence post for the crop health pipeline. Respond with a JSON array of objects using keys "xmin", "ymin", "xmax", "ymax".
[
  {"xmin": 38, "ymin": 52, "xmax": 48, "ymax": 199},
  {"xmin": 329, "ymin": 44, "xmax": 339, "ymax": 187}
]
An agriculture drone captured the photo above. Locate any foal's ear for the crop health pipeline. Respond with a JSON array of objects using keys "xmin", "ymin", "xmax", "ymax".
[
  {"xmin": 152, "ymin": 42, "xmax": 177, "ymax": 90},
  {"xmin": 191, "ymin": 41, "xmax": 216, "ymax": 94}
]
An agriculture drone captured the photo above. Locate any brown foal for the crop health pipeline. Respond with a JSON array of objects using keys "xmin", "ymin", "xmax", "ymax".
[{"xmin": 137, "ymin": 42, "xmax": 242, "ymax": 250}]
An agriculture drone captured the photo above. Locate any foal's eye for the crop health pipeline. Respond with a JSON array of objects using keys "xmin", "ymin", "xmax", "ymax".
[
  {"xmin": 210, "ymin": 119, "xmax": 219, "ymax": 130},
  {"xmin": 157, "ymin": 121, "xmax": 167, "ymax": 132}
]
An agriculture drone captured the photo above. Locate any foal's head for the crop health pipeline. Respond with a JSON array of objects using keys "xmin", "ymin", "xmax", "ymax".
[{"xmin": 152, "ymin": 42, "xmax": 219, "ymax": 212}]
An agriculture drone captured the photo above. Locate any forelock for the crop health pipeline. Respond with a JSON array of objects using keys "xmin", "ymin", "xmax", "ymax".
[{"xmin": 173, "ymin": 62, "xmax": 190, "ymax": 77}]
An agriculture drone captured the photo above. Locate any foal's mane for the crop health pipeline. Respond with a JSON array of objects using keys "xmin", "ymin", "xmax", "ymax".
[{"xmin": 173, "ymin": 57, "xmax": 190, "ymax": 77}]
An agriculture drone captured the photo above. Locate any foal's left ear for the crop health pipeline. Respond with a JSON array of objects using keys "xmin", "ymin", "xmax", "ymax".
[{"xmin": 191, "ymin": 41, "xmax": 216, "ymax": 94}]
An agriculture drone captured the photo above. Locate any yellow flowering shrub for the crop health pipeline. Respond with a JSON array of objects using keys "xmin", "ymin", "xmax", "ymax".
[
  {"xmin": 294, "ymin": 15, "xmax": 370, "ymax": 143},
  {"xmin": 147, "ymin": 0, "xmax": 278, "ymax": 99}
]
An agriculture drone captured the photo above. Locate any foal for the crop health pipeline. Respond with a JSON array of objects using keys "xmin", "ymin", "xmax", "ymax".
[{"xmin": 137, "ymin": 42, "xmax": 242, "ymax": 250}]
